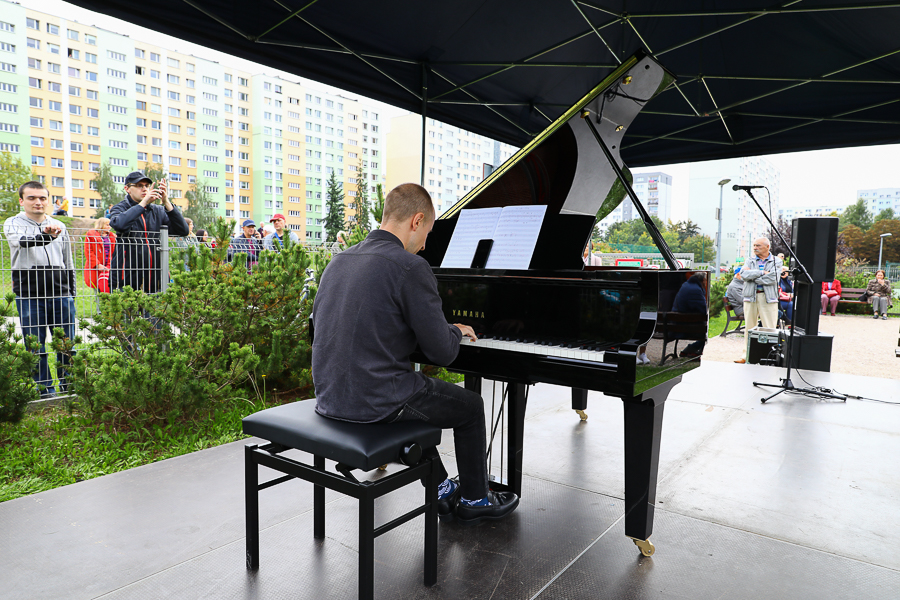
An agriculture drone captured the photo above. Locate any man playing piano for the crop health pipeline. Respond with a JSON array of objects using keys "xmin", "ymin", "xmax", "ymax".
[{"xmin": 311, "ymin": 183, "xmax": 520, "ymax": 524}]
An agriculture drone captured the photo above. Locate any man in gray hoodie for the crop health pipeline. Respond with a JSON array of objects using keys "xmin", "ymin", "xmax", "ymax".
[{"xmin": 3, "ymin": 181, "xmax": 77, "ymax": 397}]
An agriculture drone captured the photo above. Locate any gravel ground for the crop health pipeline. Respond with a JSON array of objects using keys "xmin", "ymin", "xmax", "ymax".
[{"xmin": 703, "ymin": 314, "xmax": 900, "ymax": 380}]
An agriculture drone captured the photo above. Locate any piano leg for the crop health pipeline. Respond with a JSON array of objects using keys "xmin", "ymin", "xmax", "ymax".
[
  {"xmin": 506, "ymin": 382, "xmax": 528, "ymax": 497},
  {"xmin": 464, "ymin": 374, "xmax": 482, "ymax": 395},
  {"xmin": 572, "ymin": 388, "xmax": 588, "ymax": 421},
  {"xmin": 623, "ymin": 396, "xmax": 665, "ymax": 557}
]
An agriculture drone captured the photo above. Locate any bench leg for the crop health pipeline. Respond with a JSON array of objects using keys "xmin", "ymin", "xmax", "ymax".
[
  {"xmin": 359, "ymin": 489, "xmax": 375, "ymax": 600},
  {"xmin": 424, "ymin": 455, "xmax": 438, "ymax": 586},
  {"xmin": 245, "ymin": 444, "xmax": 260, "ymax": 570},
  {"xmin": 314, "ymin": 455, "xmax": 325, "ymax": 539}
]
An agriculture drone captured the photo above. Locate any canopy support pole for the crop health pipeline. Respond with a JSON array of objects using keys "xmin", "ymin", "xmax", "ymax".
[{"xmin": 420, "ymin": 63, "xmax": 429, "ymax": 187}]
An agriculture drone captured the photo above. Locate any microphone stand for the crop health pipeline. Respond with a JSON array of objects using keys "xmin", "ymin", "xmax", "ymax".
[{"xmin": 737, "ymin": 188, "xmax": 846, "ymax": 403}]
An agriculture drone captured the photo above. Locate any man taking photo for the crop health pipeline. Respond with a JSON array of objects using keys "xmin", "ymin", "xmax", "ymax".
[{"xmin": 108, "ymin": 171, "xmax": 190, "ymax": 293}]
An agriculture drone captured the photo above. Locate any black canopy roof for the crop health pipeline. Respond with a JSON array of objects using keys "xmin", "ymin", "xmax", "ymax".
[{"xmin": 68, "ymin": 0, "xmax": 900, "ymax": 166}]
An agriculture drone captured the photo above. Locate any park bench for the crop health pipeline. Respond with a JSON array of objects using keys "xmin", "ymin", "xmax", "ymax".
[
  {"xmin": 720, "ymin": 297, "xmax": 745, "ymax": 337},
  {"xmin": 836, "ymin": 287, "xmax": 869, "ymax": 310}
]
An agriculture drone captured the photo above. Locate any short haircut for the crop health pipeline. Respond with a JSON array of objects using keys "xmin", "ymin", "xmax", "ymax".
[
  {"xmin": 383, "ymin": 183, "xmax": 434, "ymax": 224},
  {"xmin": 876, "ymin": 269, "xmax": 886, "ymax": 278},
  {"xmin": 18, "ymin": 181, "xmax": 48, "ymax": 199}
]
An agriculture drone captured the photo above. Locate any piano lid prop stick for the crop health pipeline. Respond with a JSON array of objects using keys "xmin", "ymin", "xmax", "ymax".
[{"xmin": 580, "ymin": 110, "xmax": 680, "ymax": 270}]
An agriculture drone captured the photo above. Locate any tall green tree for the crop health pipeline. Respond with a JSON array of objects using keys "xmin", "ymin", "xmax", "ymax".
[
  {"xmin": 373, "ymin": 183, "xmax": 385, "ymax": 225},
  {"xmin": 354, "ymin": 158, "xmax": 371, "ymax": 232},
  {"xmin": 875, "ymin": 208, "xmax": 895, "ymax": 222},
  {"xmin": 840, "ymin": 198, "xmax": 873, "ymax": 232},
  {"xmin": 92, "ymin": 161, "xmax": 121, "ymax": 218},
  {"xmin": 671, "ymin": 219, "xmax": 701, "ymax": 244},
  {"xmin": 0, "ymin": 152, "xmax": 38, "ymax": 218},
  {"xmin": 184, "ymin": 178, "xmax": 217, "ymax": 229},
  {"xmin": 323, "ymin": 170, "xmax": 345, "ymax": 243},
  {"xmin": 141, "ymin": 162, "xmax": 168, "ymax": 185}
]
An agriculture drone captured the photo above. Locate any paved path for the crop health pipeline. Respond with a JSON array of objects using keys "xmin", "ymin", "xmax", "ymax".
[{"xmin": 705, "ymin": 314, "xmax": 899, "ymax": 379}]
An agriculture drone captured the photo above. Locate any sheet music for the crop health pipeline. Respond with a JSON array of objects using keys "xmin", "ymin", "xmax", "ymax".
[
  {"xmin": 485, "ymin": 205, "xmax": 547, "ymax": 269},
  {"xmin": 440, "ymin": 208, "xmax": 503, "ymax": 268}
]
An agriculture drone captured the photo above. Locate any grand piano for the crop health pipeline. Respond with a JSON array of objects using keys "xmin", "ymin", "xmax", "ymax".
[{"xmin": 411, "ymin": 51, "xmax": 709, "ymax": 557}]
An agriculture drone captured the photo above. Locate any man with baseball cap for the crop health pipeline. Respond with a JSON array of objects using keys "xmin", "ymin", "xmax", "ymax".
[
  {"xmin": 108, "ymin": 170, "xmax": 190, "ymax": 293},
  {"xmin": 262, "ymin": 213, "xmax": 299, "ymax": 251},
  {"xmin": 228, "ymin": 218, "xmax": 262, "ymax": 270}
]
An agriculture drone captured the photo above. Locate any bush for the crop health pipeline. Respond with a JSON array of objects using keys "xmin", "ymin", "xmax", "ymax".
[
  {"xmin": 708, "ymin": 271, "xmax": 734, "ymax": 319},
  {"xmin": 63, "ymin": 219, "xmax": 327, "ymax": 426},
  {"xmin": 0, "ymin": 293, "xmax": 40, "ymax": 424}
]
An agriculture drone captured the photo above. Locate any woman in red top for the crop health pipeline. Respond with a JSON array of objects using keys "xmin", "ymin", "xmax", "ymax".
[
  {"xmin": 84, "ymin": 218, "xmax": 117, "ymax": 293},
  {"xmin": 820, "ymin": 279, "xmax": 842, "ymax": 316}
]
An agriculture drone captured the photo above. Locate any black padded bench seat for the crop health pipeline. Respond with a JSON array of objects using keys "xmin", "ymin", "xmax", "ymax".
[{"xmin": 242, "ymin": 400, "xmax": 443, "ymax": 600}]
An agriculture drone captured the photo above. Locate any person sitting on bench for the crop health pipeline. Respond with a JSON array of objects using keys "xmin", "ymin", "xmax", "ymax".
[
  {"xmin": 311, "ymin": 183, "xmax": 519, "ymax": 525},
  {"xmin": 726, "ymin": 268, "xmax": 745, "ymax": 318}
]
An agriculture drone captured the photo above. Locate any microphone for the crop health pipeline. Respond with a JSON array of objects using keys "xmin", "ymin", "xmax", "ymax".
[{"xmin": 732, "ymin": 184, "xmax": 766, "ymax": 191}]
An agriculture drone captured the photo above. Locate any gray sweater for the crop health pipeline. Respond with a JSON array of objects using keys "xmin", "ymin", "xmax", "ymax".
[
  {"xmin": 3, "ymin": 213, "xmax": 76, "ymax": 297},
  {"xmin": 311, "ymin": 229, "xmax": 462, "ymax": 422}
]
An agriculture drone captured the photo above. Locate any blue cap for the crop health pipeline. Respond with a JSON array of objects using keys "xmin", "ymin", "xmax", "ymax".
[
  {"xmin": 242, "ymin": 219, "xmax": 256, "ymax": 227},
  {"xmin": 734, "ymin": 267, "xmax": 742, "ymax": 274}
]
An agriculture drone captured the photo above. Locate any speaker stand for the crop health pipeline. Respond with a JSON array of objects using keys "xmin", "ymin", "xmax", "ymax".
[{"xmin": 736, "ymin": 189, "xmax": 846, "ymax": 404}]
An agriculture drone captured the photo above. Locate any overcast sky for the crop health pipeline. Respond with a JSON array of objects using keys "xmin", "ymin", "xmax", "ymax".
[{"xmin": 32, "ymin": 0, "xmax": 900, "ymax": 220}]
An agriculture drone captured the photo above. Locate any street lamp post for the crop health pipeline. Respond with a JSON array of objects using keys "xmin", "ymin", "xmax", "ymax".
[
  {"xmin": 716, "ymin": 179, "xmax": 731, "ymax": 277},
  {"xmin": 878, "ymin": 232, "xmax": 892, "ymax": 271}
]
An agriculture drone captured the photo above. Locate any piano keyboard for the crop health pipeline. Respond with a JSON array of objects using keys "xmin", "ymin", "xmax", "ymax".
[{"xmin": 460, "ymin": 335, "xmax": 608, "ymax": 363}]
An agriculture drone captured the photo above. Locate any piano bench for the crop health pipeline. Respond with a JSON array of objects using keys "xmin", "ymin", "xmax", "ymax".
[{"xmin": 242, "ymin": 400, "xmax": 443, "ymax": 600}]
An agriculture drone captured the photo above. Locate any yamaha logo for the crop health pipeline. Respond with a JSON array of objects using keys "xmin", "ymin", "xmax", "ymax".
[{"xmin": 452, "ymin": 309, "xmax": 485, "ymax": 318}]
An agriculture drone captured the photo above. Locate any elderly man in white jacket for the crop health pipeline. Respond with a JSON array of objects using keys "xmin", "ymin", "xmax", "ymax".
[{"xmin": 740, "ymin": 237, "xmax": 782, "ymax": 330}]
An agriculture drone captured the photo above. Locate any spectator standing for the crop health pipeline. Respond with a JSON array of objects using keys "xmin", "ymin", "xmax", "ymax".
[
  {"xmin": 3, "ymin": 181, "xmax": 77, "ymax": 398},
  {"xmin": 741, "ymin": 237, "xmax": 782, "ymax": 329},
  {"xmin": 84, "ymin": 217, "xmax": 117, "ymax": 294},
  {"xmin": 820, "ymin": 279, "xmax": 842, "ymax": 316},
  {"xmin": 108, "ymin": 171, "xmax": 189, "ymax": 292},
  {"xmin": 778, "ymin": 266, "xmax": 794, "ymax": 323},
  {"xmin": 866, "ymin": 269, "xmax": 892, "ymax": 320},
  {"xmin": 263, "ymin": 214, "xmax": 300, "ymax": 251},
  {"xmin": 228, "ymin": 219, "xmax": 262, "ymax": 271}
]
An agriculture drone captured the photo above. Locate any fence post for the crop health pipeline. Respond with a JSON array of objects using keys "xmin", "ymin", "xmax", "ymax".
[{"xmin": 160, "ymin": 226, "xmax": 169, "ymax": 293}]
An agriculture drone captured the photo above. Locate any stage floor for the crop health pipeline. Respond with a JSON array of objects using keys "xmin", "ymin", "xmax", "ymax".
[{"xmin": 3, "ymin": 361, "xmax": 899, "ymax": 599}]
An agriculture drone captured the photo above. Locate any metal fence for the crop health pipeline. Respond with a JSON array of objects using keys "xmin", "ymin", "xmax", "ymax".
[{"xmin": 0, "ymin": 222, "xmax": 336, "ymax": 398}]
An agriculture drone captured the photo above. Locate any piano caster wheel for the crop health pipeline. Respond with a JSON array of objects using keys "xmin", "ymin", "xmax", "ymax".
[
  {"xmin": 377, "ymin": 464, "xmax": 387, "ymax": 471},
  {"xmin": 632, "ymin": 538, "xmax": 655, "ymax": 557},
  {"xmin": 575, "ymin": 409, "xmax": 588, "ymax": 421}
]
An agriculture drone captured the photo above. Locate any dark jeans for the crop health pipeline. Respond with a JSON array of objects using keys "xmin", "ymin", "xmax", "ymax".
[
  {"xmin": 16, "ymin": 296, "xmax": 77, "ymax": 396},
  {"xmin": 389, "ymin": 377, "xmax": 488, "ymax": 500},
  {"xmin": 779, "ymin": 300, "xmax": 793, "ymax": 322}
]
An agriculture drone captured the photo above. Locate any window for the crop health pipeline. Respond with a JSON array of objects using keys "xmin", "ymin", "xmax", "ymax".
[
  {"xmin": 48, "ymin": 82, "xmax": 61, "ymax": 93},
  {"xmin": 86, "ymin": 71, "xmax": 97, "ymax": 82},
  {"xmin": 70, "ymin": 123, "xmax": 81, "ymax": 134},
  {"xmin": 107, "ymin": 86, "xmax": 126, "ymax": 97},
  {"xmin": 168, "ymin": 91, "xmax": 179, "ymax": 101},
  {"xmin": 47, "ymin": 62, "xmax": 61, "ymax": 74},
  {"xmin": 136, "ymin": 100, "xmax": 147, "ymax": 110},
  {"xmin": 107, "ymin": 68, "xmax": 126, "ymax": 79},
  {"xmin": 69, "ymin": 105, "xmax": 81, "ymax": 116},
  {"xmin": 87, "ymin": 90, "xmax": 98, "ymax": 100},
  {"xmin": 47, "ymin": 23, "xmax": 59, "ymax": 35},
  {"xmin": 49, "ymin": 100, "xmax": 62, "ymax": 112},
  {"xmin": 70, "ymin": 142, "xmax": 82, "ymax": 152},
  {"xmin": 202, "ymin": 76, "xmax": 217, "ymax": 85},
  {"xmin": 167, "ymin": 74, "xmax": 179, "ymax": 85},
  {"xmin": 109, "ymin": 140, "xmax": 128, "ymax": 149},
  {"xmin": 88, "ymin": 144, "xmax": 100, "ymax": 154},
  {"xmin": 27, "ymin": 17, "xmax": 39, "ymax": 30},
  {"xmin": 150, "ymin": 52, "xmax": 160, "ymax": 62},
  {"xmin": 187, "ymin": 63, "xmax": 195, "ymax": 72},
  {"xmin": 87, "ymin": 108, "xmax": 98, "ymax": 118},
  {"xmin": 108, "ymin": 104, "xmax": 128, "ymax": 115},
  {"xmin": 150, "ymin": 69, "xmax": 160, "ymax": 79},
  {"xmin": 68, "ymin": 67, "xmax": 80, "ymax": 78},
  {"xmin": 239, "ymin": 77, "xmax": 248, "ymax": 86},
  {"xmin": 168, "ymin": 108, "xmax": 180, "ymax": 117},
  {"xmin": 87, "ymin": 126, "xmax": 98, "ymax": 136},
  {"xmin": 28, "ymin": 78, "xmax": 41, "ymax": 90},
  {"xmin": 85, "ymin": 34, "xmax": 96, "ymax": 45},
  {"xmin": 51, "ymin": 177, "xmax": 65, "ymax": 187},
  {"xmin": 167, "ymin": 57, "xmax": 180, "ymax": 68}
]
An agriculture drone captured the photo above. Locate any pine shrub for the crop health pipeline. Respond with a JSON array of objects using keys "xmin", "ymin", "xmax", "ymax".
[{"xmin": 0, "ymin": 293, "xmax": 40, "ymax": 424}]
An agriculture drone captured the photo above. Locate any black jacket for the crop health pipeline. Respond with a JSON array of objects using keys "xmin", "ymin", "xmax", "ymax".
[{"xmin": 108, "ymin": 194, "xmax": 189, "ymax": 293}]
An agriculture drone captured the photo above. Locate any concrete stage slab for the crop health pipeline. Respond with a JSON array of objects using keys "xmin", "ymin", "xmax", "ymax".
[{"xmin": 2, "ymin": 361, "xmax": 899, "ymax": 599}]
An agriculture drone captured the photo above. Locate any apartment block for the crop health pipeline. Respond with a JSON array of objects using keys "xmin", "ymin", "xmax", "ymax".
[
  {"xmin": 598, "ymin": 171, "xmax": 673, "ymax": 232},
  {"xmin": 0, "ymin": 1, "xmax": 384, "ymax": 243},
  {"xmin": 387, "ymin": 114, "xmax": 516, "ymax": 216},
  {"xmin": 688, "ymin": 156, "xmax": 781, "ymax": 263},
  {"xmin": 857, "ymin": 187, "xmax": 900, "ymax": 217}
]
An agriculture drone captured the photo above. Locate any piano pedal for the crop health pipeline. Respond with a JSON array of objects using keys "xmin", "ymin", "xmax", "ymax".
[
  {"xmin": 630, "ymin": 537, "xmax": 655, "ymax": 557},
  {"xmin": 377, "ymin": 464, "xmax": 388, "ymax": 471},
  {"xmin": 575, "ymin": 409, "xmax": 588, "ymax": 421}
]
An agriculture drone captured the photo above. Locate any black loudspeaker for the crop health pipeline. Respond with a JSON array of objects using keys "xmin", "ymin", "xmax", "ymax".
[
  {"xmin": 791, "ymin": 217, "xmax": 838, "ymax": 282},
  {"xmin": 785, "ymin": 333, "xmax": 834, "ymax": 372}
]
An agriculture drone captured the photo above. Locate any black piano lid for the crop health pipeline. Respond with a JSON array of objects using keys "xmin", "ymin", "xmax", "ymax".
[{"xmin": 418, "ymin": 51, "xmax": 677, "ymax": 270}]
